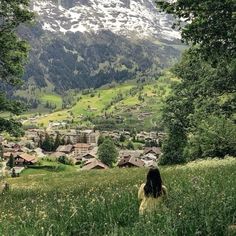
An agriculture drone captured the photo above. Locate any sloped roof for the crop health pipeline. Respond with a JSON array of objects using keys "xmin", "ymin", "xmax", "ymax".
[
  {"xmin": 118, "ymin": 156, "xmax": 144, "ymax": 167},
  {"xmin": 144, "ymin": 147, "xmax": 161, "ymax": 155},
  {"xmin": 82, "ymin": 153, "xmax": 96, "ymax": 159},
  {"xmin": 56, "ymin": 145, "xmax": 73, "ymax": 153},
  {"xmin": 50, "ymin": 152, "xmax": 67, "ymax": 158},
  {"xmin": 3, "ymin": 152, "xmax": 17, "ymax": 158},
  {"xmin": 82, "ymin": 159, "xmax": 108, "ymax": 170},
  {"xmin": 119, "ymin": 150, "xmax": 142, "ymax": 159},
  {"xmin": 143, "ymin": 160, "xmax": 158, "ymax": 168},
  {"xmin": 142, "ymin": 153, "xmax": 157, "ymax": 160},
  {"xmin": 73, "ymin": 143, "xmax": 90, "ymax": 148},
  {"xmin": 16, "ymin": 153, "xmax": 37, "ymax": 163}
]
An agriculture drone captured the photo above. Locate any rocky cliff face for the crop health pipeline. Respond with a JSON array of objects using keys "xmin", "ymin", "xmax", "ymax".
[
  {"xmin": 32, "ymin": 0, "xmax": 179, "ymax": 41},
  {"xmin": 21, "ymin": 0, "xmax": 182, "ymax": 92}
]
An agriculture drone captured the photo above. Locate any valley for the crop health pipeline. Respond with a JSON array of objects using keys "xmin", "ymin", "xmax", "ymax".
[{"xmin": 18, "ymin": 72, "xmax": 178, "ymax": 131}]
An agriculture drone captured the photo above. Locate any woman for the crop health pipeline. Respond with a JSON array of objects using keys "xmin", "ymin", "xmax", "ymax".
[{"xmin": 138, "ymin": 168, "xmax": 167, "ymax": 215}]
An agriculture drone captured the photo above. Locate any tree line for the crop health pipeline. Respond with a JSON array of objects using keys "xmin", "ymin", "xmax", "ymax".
[{"xmin": 156, "ymin": 0, "xmax": 236, "ymax": 164}]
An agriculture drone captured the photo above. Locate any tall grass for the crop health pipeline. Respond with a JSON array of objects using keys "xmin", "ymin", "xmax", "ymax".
[{"xmin": 0, "ymin": 158, "xmax": 235, "ymax": 235}]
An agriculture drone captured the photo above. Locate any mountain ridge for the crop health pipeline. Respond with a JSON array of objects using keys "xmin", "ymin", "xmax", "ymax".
[{"xmin": 19, "ymin": 0, "xmax": 183, "ymax": 93}]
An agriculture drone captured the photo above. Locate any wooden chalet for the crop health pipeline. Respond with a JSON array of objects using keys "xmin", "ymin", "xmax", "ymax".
[
  {"xmin": 50, "ymin": 151, "xmax": 67, "ymax": 159},
  {"xmin": 73, "ymin": 143, "xmax": 91, "ymax": 156},
  {"xmin": 82, "ymin": 158, "xmax": 108, "ymax": 170},
  {"xmin": 15, "ymin": 153, "xmax": 37, "ymax": 166},
  {"xmin": 143, "ymin": 147, "xmax": 161, "ymax": 157},
  {"xmin": 118, "ymin": 156, "xmax": 144, "ymax": 168},
  {"xmin": 56, "ymin": 145, "xmax": 73, "ymax": 154}
]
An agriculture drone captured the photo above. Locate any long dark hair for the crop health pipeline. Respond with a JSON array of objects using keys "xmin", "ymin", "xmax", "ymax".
[{"xmin": 144, "ymin": 168, "xmax": 163, "ymax": 198}]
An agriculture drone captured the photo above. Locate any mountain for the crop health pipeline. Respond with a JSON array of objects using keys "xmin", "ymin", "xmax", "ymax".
[{"xmin": 20, "ymin": 0, "xmax": 183, "ymax": 92}]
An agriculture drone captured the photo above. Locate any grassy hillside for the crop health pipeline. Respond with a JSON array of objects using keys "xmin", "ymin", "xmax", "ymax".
[
  {"xmin": 27, "ymin": 72, "xmax": 178, "ymax": 131},
  {"xmin": 1, "ymin": 158, "xmax": 236, "ymax": 235}
]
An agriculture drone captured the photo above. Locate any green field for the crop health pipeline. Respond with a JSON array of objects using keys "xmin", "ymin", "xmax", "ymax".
[
  {"xmin": 40, "ymin": 94, "xmax": 63, "ymax": 109},
  {"xmin": 1, "ymin": 158, "xmax": 236, "ymax": 235},
  {"xmin": 33, "ymin": 72, "xmax": 178, "ymax": 130}
]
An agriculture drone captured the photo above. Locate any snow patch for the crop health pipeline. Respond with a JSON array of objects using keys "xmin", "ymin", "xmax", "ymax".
[{"xmin": 32, "ymin": 0, "xmax": 181, "ymax": 40}]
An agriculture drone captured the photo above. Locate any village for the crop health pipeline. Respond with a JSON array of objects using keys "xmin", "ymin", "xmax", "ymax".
[{"xmin": 0, "ymin": 127, "xmax": 163, "ymax": 177}]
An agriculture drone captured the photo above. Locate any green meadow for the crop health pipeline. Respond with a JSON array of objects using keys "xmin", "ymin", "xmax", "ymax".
[
  {"xmin": 34, "ymin": 72, "xmax": 177, "ymax": 130},
  {"xmin": 1, "ymin": 158, "xmax": 235, "ymax": 235}
]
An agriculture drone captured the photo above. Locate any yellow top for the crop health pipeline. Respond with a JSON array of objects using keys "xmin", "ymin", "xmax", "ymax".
[{"xmin": 138, "ymin": 183, "xmax": 167, "ymax": 215}]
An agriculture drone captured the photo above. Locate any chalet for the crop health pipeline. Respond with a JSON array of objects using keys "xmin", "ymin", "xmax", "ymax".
[
  {"xmin": 143, "ymin": 160, "xmax": 158, "ymax": 168},
  {"xmin": 2, "ymin": 143, "xmax": 20, "ymax": 152},
  {"xmin": 18, "ymin": 147, "xmax": 31, "ymax": 153},
  {"xmin": 74, "ymin": 143, "xmax": 91, "ymax": 157},
  {"xmin": 141, "ymin": 153, "xmax": 158, "ymax": 161},
  {"xmin": 118, "ymin": 156, "xmax": 144, "ymax": 168},
  {"xmin": 82, "ymin": 159, "xmax": 108, "ymax": 170},
  {"xmin": 14, "ymin": 153, "xmax": 37, "ymax": 166},
  {"xmin": 3, "ymin": 152, "xmax": 17, "ymax": 160},
  {"xmin": 144, "ymin": 147, "xmax": 161, "ymax": 157},
  {"xmin": 31, "ymin": 148, "xmax": 45, "ymax": 158},
  {"xmin": 50, "ymin": 151, "xmax": 67, "ymax": 159},
  {"xmin": 119, "ymin": 150, "xmax": 143, "ymax": 159},
  {"xmin": 56, "ymin": 145, "xmax": 73, "ymax": 154},
  {"xmin": 82, "ymin": 153, "xmax": 96, "ymax": 161}
]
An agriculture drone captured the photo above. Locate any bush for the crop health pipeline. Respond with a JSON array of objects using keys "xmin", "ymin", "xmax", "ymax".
[{"xmin": 58, "ymin": 156, "xmax": 74, "ymax": 165}]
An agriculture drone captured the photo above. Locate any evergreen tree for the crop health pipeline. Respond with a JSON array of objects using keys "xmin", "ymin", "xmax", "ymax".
[
  {"xmin": 60, "ymin": 137, "xmax": 66, "ymax": 145},
  {"xmin": 0, "ymin": 0, "xmax": 34, "ymax": 137},
  {"xmin": 127, "ymin": 141, "xmax": 134, "ymax": 150},
  {"xmin": 156, "ymin": 0, "xmax": 235, "ymax": 61},
  {"xmin": 119, "ymin": 133, "xmax": 126, "ymax": 142},
  {"xmin": 8, "ymin": 153, "xmax": 15, "ymax": 169},
  {"xmin": 157, "ymin": 0, "xmax": 236, "ymax": 164},
  {"xmin": 41, "ymin": 133, "xmax": 54, "ymax": 152},
  {"xmin": 54, "ymin": 133, "xmax": 61, "ymax": 150},
  {"xmin": 38, "ymin": 134, "xmax": 44, "ymax": 148},
  {"xmin": 0, "ymin": 144, "xmax": 3, "ymax": 160},
  {"xmin": 98, "ymin": 138, "xmax": 118, "ymax": 167},
  {"xmin": 97, "ymin": 135, "xmax": 105, "ymax": 146}
]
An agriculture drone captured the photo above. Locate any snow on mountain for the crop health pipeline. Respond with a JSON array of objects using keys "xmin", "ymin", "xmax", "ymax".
[
  {"xmin": 32, "ymin": 0, "xmax": 180, "ymax": 41},
  {"xmin": 17, "ymin": 0, "xmax": 183, "ymax": 92}
]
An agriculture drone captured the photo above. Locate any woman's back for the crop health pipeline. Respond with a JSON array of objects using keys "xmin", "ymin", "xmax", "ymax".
[
  {"xmin": 138, "ymin": 168, "xmax": 167, "ymax": 215},
  {"xmin": 138, "ymin": 183, "xmax": 167, "ymax": 215}
]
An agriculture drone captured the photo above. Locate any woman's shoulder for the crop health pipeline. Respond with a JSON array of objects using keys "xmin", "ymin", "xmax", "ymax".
[
  {"xmin": 140, "ymin": 183, "xmax": 145, "ymax": 188},
  {"xmin": 138, "ymin": 183, "xmax": 145, "ymax": 200},
  {"xmin": 138, "ymin": 183, "xmax": 145, "ymax": 192},
  {"xmin": 162, "ymin": 185, "xmax": 167, "ymax": 195},
  {"xmin": 162, "ymin": 185, "xmax": 167, "ymax": 190}
]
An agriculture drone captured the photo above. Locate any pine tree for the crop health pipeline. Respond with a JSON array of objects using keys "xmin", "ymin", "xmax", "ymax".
[
  {"xmin": 42, "ymin": 133, "xmax": 54, "ymax": 152},
  {"xmin": 54, "ymin": 133, "xmax": 61, "ymax": 150},
  {"xmin": 8, "ymin": 153, "xmax": 15, "ymax": 169},
  {"xmin": 0, "ymin": 144, "xmax": 3, "ymax": 160}
]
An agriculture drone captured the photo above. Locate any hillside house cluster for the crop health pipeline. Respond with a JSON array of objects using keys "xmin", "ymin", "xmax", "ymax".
[
  {"xmin": 1, "ymin": 142, "xmax": 38, "ymax": 162},
  {"xmin": 25, "ymin": 129, "xmax": 99, "ymax": 145},
  {"xmin": 101, "ymin": 130, "xmax": 160, "ymax": 144},
  {"xmin": 0, "ymin": 127, "xmax": 163, "ymax": 175},
  {"xmin": 117, "ymin": 147, "xmax": 161, "ymax": 168}
]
